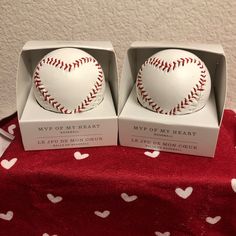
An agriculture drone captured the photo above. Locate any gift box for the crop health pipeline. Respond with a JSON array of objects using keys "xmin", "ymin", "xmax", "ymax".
[
  {"xmin": 17, "ymin": 41, "xmax": 118, "ymax": 150},
  {"xmin": 118, "ymin": 42, "xmax": 226, "ymax": 157}
]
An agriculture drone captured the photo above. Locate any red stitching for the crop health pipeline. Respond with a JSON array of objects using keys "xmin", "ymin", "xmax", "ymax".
[
  {"xmin": 136, "ymin": 56, "xmax": 207, "ymax": 115},
  {"xmin": 52, "ymin": 59, "xmax": 57, "ymax": 66},
  {"xmin": 33, "ymin": 56, "xmax": 104, "ymax": 114}
]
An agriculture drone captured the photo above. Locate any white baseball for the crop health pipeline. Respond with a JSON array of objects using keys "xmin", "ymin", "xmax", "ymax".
[
  {"xmin": 33, "ymin": 48, "xmax": 105, "ymax": 114},
  {"xmin": 136, "ymin": 49, "xmax": 211, "ymax": 115}
]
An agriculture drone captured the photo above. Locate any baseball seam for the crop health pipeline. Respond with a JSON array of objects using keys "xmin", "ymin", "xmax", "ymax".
[
  {"xmin": 136, "ymin": 57, "xmax": 207, "ymax": 115},
  {"xmin": 33, "ymin": 57, "xmax": 104, "ymax": 114}
]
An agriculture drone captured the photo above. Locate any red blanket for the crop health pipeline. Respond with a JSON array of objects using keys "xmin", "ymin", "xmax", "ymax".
[{"xmin": 0, "ymin": 110, "xmax": 235, "ymax": 236}]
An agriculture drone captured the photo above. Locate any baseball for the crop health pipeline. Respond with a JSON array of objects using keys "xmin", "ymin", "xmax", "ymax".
[
  {"xmin": 136, "ymin": 49, "xmax": 211, "ymax": 115},
  {"xmin": 33, "ymin": 48, "xmax": 105, "ymax": 114}
]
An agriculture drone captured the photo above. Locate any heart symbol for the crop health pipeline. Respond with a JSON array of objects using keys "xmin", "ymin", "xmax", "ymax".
[
  {"xmin": 155, "ymin": 231, "xmax": 170, "ymax": 236},
  {"xmin": 94, "ymin": 210, "xmax": 110, "ymax": 218},
  {"xmin": 175, "ymin": 187, "xmax": 193, "ymax": 199},
  {"xmin": 42, "ymin": 234, "xmax": 58, "ymax": 236},
  {"xmin": 144, "ymin": 150, "xmax": 160, "ymax": 158},
  {"xmin": 47, "ymin": 193, "xmax": 63, "ymax": 204},
  {"xmin": 231, "ymin": 179, "xmax": 236, "ymax": 192},
  {"xmin": 121, "ymin": 193, "xmax": 138, "ymax": 202},
  {"xmin": 33, "ymin": 48, "xmax": 105, "ymax": 114},
  {"xmin": 8, "ymin": 124, "xmax": 16, "ymax": 135},
  {"xmin": 1, "ymin": 158, "xmax": 17, "ymax": 170},
  {"xmin": 206, "ymin": 216, "xmax": 221, "ymax": 224},
  {"xmin": 136, "ymin": 49, "xmax": 211, "ymax": 115},
  {"xmin": 0, "ymin": 211, "xmax": 13, "ymax": 221},
  {"xmin": 74, "ymin": 151, "xmax": 89, "ymax": 160}
]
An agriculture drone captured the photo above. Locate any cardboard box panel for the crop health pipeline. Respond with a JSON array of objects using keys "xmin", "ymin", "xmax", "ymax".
[
  {"xmin": 20, "ymin": 85, "xmax": 117, "ymax": 150},
  {"xmin": 119, "ymin": 86, "xmax": 218, "ymax": 157}
]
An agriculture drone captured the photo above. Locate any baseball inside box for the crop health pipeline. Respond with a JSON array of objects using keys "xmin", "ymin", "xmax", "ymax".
[
  {"xmin": 17, "ymin": 41, "xmax": 118, "ymax": 150},
  {"xmin": 118, "ymin": 42, "xmax": 226, "ymax": 157}
]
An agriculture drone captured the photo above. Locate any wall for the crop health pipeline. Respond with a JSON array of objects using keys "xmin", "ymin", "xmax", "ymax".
[{"xmin": 0, "ymin": 0, "xmax": 235, "ymax": 119}]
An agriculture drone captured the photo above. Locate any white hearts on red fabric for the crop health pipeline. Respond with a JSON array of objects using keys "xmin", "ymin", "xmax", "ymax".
[
  {"xmin": 121, "ymin": 193, "xmax": 138, "ymax": 202},
  {"xmin": 155, "ymin": 231, "xmax": 170, "ymax": 236},
  {"xmin": 175, "ymin": 187, "xmax": 193, "ymax": 199},
  {"xmin": 231, "ymin": 178, "xmax": 236, "ymax": 192},
  {"xmin": 47, "ymin": 193, "xmax": 63, "ymax": 204},
  {"xmin": 144, "ymin": 150, "xmax": 160, "ymax": 158},
  {"xmin": 205, "ymin": 216, "xmax": 221, "ymax": 224},
  {"xmin": 94, "ymin": 210, "xmax": 110, "ymax": 218},
  {"xmin": 0, "ymin": 211, "xmax": 13, "ymax": 221},
  {"xmin": 1, "ymin": 158, "xmax": 17, "ymax": 170},
  {"xmin": 7, "ymin": 124, "xmax": 16, "ymax": 135},
  {"xmin": 74, "ymin": 151, "xmax": 89, "ymax": 160}
]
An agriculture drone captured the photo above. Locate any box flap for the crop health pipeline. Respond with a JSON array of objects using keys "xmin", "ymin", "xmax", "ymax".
[
  {"xmin": 130, "ymin": 41, "xmax": 225, "ymax": 54},
  {"xmin": 23, "ymin": 41, "xmax": 114, "ymax": 51}
]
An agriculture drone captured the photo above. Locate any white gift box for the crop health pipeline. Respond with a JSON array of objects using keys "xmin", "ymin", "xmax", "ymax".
[
  {"xmin": 17, "ymin": 41, "xmax": 118, "ymax": 150},
  {"xmin": 118, "ymin": 42, "xmax": 226, "ymax": 157}
]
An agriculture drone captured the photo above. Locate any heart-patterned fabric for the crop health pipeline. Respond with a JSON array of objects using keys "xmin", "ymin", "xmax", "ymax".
[{"xmin": 0, "ymin": 110, "xmax": 235, "ymax": 236}]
